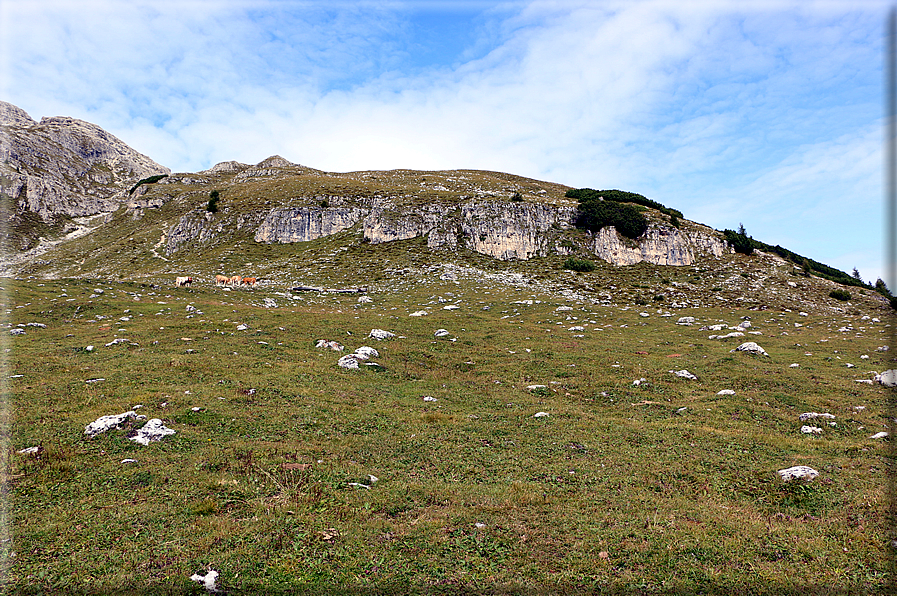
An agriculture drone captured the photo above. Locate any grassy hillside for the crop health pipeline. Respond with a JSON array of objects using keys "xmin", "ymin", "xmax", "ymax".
[{"xmin": 4, "ymin": 269, "xmax": 892, "ymax": 593}]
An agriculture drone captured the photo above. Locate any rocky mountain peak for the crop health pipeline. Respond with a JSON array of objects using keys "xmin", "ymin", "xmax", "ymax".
[{"xmin": 0, "ymin": 100, "xmax": 37, "ymax": 127}]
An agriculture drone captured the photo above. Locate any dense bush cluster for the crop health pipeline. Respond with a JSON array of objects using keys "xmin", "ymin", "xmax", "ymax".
[
  {"xmin": 723, "ymin": 229, "xmax": 754, "ymax": 255},
  {"xmin": 128, "ymin": 174, "xmax": 168, "ymax": 195},
  {"xmin": 565, "ymin": 188, "xmax": 683, "ymax": 219},
  {"xmin": 563, "ymin": 257, "xmax": 596, "ymax": 272},
  {"xmin": 572, "ymin": 194, "xmax": 648, "ymax": 239},
  {"xmin": 829, "ymin": 289, "xmax": 851, "ymax": 301}
]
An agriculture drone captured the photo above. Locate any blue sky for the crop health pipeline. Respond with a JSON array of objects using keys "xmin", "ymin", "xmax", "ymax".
[{"xmin": 0, "ymin": 0, "xmax": 889, "ymax": 286}]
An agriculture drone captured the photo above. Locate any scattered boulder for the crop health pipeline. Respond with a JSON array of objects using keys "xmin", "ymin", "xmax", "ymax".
[
  {"xmin": 354, "ymin": 346, "xmax": 379, "ymax": 359},
  {"xmin": 410, "ymin": 310, "xmax": 428, "ymax": 317},
  {"xmin": 85, "ymin": 411, "xmax": 139, "ymax": 437},
  {"xmin": 800, "ymin": 425, "xmax": 822, "ymax": 435},
  {"xmin": 799, "ymin": 412, "xmax": 835, "ymax": 422},
  {"xmin": 877, "ymin": 370, "xmax": 897, "ymax": 387},
  {"xmin": 434, "ymin": 329, "xmax": 450, "ymax": 337},
  {"xmin": 315, "ymin": 339, "xmax": 344, "ymax": 351},
  {"xmin": 717, "ymin": 389, "xmax": 735, "ymax": 395},
  {"xmin": 669, "ymin": 369, "xmax": 697, "ymax": 380},
  {"xmin": 337, "ymin": 354, "xmax": 360, "ymax": 369},
  {"xmin": 731, "ymin": 342, "xmax": 768, "ymax": 356},
  {"xmin": 870, "ymin": 431, "xmax": 889, "ymax": 439},
  {"xmin": 534, "ymin": 412, "xmax": 549, "ymax": 418},
  {"xmin": 677, "ymin": 317, "xmax": 695, "ymax": 325},
  {"xmin": 777, "ymin": 465, "xmax": 819, "ymax": 482},
  {"xmin": 130, "ymin": 419, "xmax": 176, "ymax": 445},
  {"xmin": 190, "ymin": 569, "xmax": 220, "ymax": 593},
  {"xmin": 369, "ymin": 329, "xmax": 396, "ymax": 340}
]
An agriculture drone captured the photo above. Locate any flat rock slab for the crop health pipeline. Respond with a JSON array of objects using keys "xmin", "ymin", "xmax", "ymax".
[
  {"xmin": 85, "ymin": 411, "xmax": 139, "ymax": 437},
  {"xmin": 731, "ymin": 342, "xmax": 768, "ymax": 356},
  {"xmin": 777, "ymin": 465, "xmax": 819, "ymax": 482}
]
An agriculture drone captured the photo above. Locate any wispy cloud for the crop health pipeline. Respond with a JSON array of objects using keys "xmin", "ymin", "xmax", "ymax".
[{"xmin": 0, "ymin": 0, "xmax": 889, "ymax": 281}]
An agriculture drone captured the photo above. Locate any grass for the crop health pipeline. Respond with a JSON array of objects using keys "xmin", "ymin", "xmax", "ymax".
[{"xmin": 4, "ymin": 268, "xmax": 893, "ymax": 594}]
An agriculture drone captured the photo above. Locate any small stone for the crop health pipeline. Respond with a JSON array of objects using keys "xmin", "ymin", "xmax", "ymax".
[
  {"xmin": 434, "ymin": 329, "xmax": 450, "ymax": 337},
  {"xmin": 410, "ymin": 310, "xmax": 428, "ymax": 317},
  {"xmin": 17, "ymin": 446, "xmax": 41, "ymax": 455},
  {"xmin": 369, "ymin": 329, "xmax": 396, "ymax": 340},
  {"xmin": 677, "ymin": 316, "xmax": 695, "ymax": 325},
  {"xmin": 534, "ymin": 412, "xmax": 549, "ymax": 418},
  {"xmin": 870, "ymin": 431, "xmax": 889, "ymax": 439},
  {"xmin": 337, "ymin": 355, "xmax": 360, "ymax": 369},
  {"xmin": 423, "ymin": 396, "xmax": 437, "ymax": 402},
  {"xmin": 789, "ymin": 363, "xmax": 799, "ymax": 368},
  {"xmin": 717, "ymin": 389, "xmax": 735, "ymax": 395},
  {"xmin": 354, "ymin": 346, "xmax": 379, "ymax": 359},
  {"xmin": 800, "ymin": 425, "xmax": 822, "ymax": 435},
  {"xmin": 799, "ymin": 412, "xmax": 835, "ymax": 422}
]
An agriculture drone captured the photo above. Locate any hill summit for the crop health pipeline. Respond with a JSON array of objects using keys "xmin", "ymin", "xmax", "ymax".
[{"xmin": 0, "ymin": 102, "xmax": 887, "ymax": 315}]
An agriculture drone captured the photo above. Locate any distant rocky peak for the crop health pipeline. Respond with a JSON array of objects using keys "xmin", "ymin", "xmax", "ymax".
[
  {"xmin": 205, "ymin": 160, "xmax": 250, "ymax": 174},
  {"xmin": 257, "ymin": 155, "xmax": 298, "ymax": 169},
  {"xmin": 0, "ymin": 101, "xmax": 37, "ymax": 127}
]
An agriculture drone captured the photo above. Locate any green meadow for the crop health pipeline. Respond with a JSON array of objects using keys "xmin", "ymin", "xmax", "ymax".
[{"xmin": 3, "ymin": 271, "xmax": 892, "ymax": 594}]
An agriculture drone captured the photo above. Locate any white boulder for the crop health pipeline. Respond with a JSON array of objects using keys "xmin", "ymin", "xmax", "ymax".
[
  {"xmin": 777, "ymin": 465, "xmax": 819, "ymax": 482},
  {"xmin": 731, "ymin": 342, "xmax": 768, "ymax": 356},
  {"xmin": 130, "ymin": 419, "xmax": 176, "ymax": 445}
]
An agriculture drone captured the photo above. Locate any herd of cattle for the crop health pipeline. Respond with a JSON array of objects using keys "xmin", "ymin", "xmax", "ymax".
[{"xmin": 174, "ymin": 275, "xmax": 257, "ymax": 287}]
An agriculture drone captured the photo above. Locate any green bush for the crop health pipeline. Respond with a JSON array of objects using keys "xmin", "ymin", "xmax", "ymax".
[
  {"xmin": 574, "ymin": 199, "xmax": 648, "ymax": 239},
  {"xmin": 510, "ymin": 192, "xmax": 523, "ymax": 202},
  {"xmin": 670, "ymin": 214, "xmax": 680, "ymax": 228},
  {"xmin": 563, "ymin": 257, "xmax": 596, "ymax": 272},
  {"xmin": 128, "ymin": 174, "xmax": 168, "ymax": 195},
  {"xmin": 207, "ymin": 190, "xmax": 220, "ymax": 213},
  {"xmin": 723, "ymin": 229, "xmax": 754, "ymax": 255},
  {"xmin": 829, "ymin": 289, "xmax": 851, "ymax": 301},
  {"xmin": 565, "ymin": 188, "xmax": 683, "ymax": 219}
]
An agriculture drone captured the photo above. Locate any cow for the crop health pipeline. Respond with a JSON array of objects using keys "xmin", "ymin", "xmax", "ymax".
[
  {"xmin": 229, "ymin": 275, "xmax": 242, "ymax": 286},
  {"xmin": 241, "ymin": 277, "xmax": 257, "ymax": 287},
  {"xmin": 215, "ymin": 275, "xmax": 229, "ymax": 287},
  {"xmin": 175, "ymin": 276, "xmax": 193, "ymax": 287}
]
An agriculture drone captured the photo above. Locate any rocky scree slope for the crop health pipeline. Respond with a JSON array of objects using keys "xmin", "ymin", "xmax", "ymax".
[{"xmin": 0, "ymin": 101, "xmax": 169, "ymax": 252}]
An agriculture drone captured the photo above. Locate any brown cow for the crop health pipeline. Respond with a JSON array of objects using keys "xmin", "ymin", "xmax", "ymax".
[
  {"xmin": 229, "ymin": 275, "xmax": 241, "ymax": 286},
  {"xmin": 215, "ymin": 275, "xmax": 229, "ymax": 287},
  {"xmin": 175, "ymin": 276, "xmax": 193, "ymax": 287},
  {"xmin": 241, "ymin": 277, "xmax": 257, "ymax": 287}
]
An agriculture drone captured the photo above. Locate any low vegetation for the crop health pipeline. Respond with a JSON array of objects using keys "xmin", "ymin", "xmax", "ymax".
[
  {"xmin": 128, "ymin": 174, "xmax": 168, "ymax": 195},
  {"xmin": 4, "ymin": 266, "xmax": 891, "ymax": 593}
]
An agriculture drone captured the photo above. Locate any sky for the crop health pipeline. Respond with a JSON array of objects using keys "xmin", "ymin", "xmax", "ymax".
[{"xmin": 0, "ymin": 0, "xmax": 890, "ymax": 286}]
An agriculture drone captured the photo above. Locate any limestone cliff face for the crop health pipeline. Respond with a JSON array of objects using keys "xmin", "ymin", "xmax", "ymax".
[
  {"xmin": 591, "ymin": 224, "xmax": 730, "ymax": 266},
  {"xmin": 246, "ymin": 198, "xmax": 728, "ymax": 266},
  {"xmin": 166, "ymin": 212, "xmax": 226, "ymax": 254},
  {"xmin": 1, "ymin": 101, "xmax": 169, "ymax": 249},
  {"xmin": 460, "ymin": 201, "xmax": 577, "ymax": 260},
  {"xmin": 254, "ymin": 207, "xmax": 367, "ymax": 243}
]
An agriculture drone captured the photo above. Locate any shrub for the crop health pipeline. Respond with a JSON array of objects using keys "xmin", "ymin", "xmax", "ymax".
[
  {"xmin": 565, "ymin": 188, "xmax": 683, "ymax": 219},
  {"xmin": 563, "ymin": 257, "xmax": 596, "ymax": 272},
  {"xmin": 128, "ymin": 174, "xmax": 168, "ymax": 195},
  {"xmin": 723, "ymin": 229, "xmax": 754, "ymax": 255},
  {"xmin": 829, "ymin": 289, "xmax": 851, "ymax": 301},
  {"xmin": 574, "ymin": 199, "xmax": 648, "ymax": 239},
  {"xmin": 670, "ymin": 214, "xmax": 680, "ymax": 228},
  {"xmin": 320, "ymin": 199, "xmax": 329, "ymax": 208},
  {"xmin": 207, "ymin": 190, "xmax": 220, "ymax": 213},
  {"xmin": 889, "ymin": 296, "xmax": 897, "ymax": 310},
  {"xmin": 510, "ymin": 192, "xmax": 523, "ymax": 202}
]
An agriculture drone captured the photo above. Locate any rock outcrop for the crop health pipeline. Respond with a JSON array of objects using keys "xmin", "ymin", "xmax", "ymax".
[{"xmin": 1, "ymin": 100, "xmax": 169, "ymax": 249}]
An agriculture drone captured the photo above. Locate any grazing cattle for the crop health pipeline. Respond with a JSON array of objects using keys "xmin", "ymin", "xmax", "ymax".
[
  {"xmin": 241, "ymin": 277, "xmax": 257, "ymax": 287},
  {"xmin": 175, "ymin": 276, "xmax": 193, "ymax": 287},
  {"xmin": 215, "ymin": 275, "xmax": 229, "ymax": 287},
  {"xmin": 229, "ymin": 275, "xmax": 242, "ymax": 286}
]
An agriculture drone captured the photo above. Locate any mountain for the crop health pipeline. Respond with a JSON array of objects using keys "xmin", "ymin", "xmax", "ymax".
[
  {"xmin": 0, "ymin": 102, "xmax": 887, "ymax": 315},
  {"xmin": 0, "ymin": 101, "xmax": 169, "ymax": 253}
]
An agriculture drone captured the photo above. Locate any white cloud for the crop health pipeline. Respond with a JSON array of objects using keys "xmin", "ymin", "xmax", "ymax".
[{"xmin": 1, "ymin": 0, "xmax": 889, "ymax": 280}]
